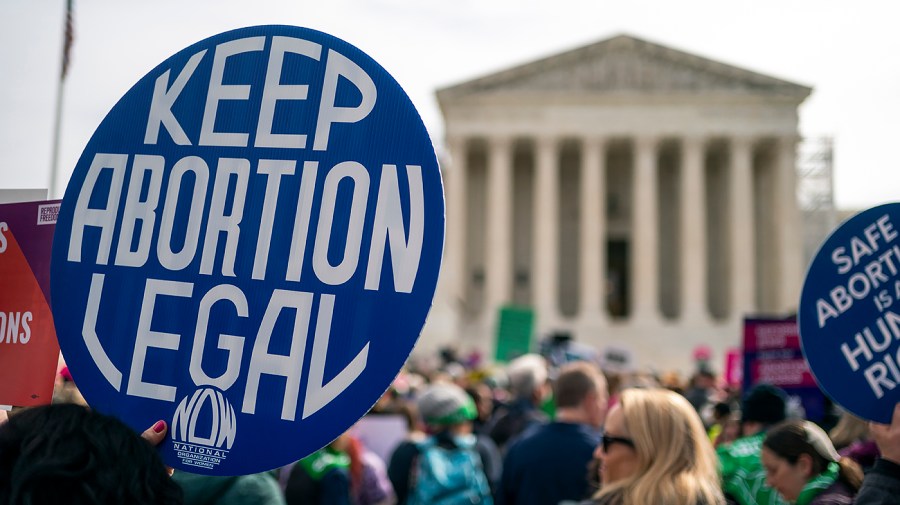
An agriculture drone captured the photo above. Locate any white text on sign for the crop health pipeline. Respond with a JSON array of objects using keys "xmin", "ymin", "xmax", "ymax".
[
  {"xmin": 0, "ymin": 312, "xmax": 32, "ymax": 344},
  {"xmin": 64, "ymin": 34, "xmax": 427, "ymax": 422},
  {"xmin": 814, "ymin": 214, "xmax": 900, "ymax": 399},
  {"xmin": 817, "ymin": 215, "xmax": 900, "ymax": 328},
  {"xmin": 0, "ymin": 223, "xmax": 33, "ymax": 345},
  {"xmin": 144, "ymin": 36, "xmax": 375, "ymax": 151},
  {"xmin": 0, "ymin": 222, "xmax": 8, "ymax": 253}
]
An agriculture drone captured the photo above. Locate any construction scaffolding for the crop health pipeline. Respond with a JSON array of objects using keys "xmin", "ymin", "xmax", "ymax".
[{"xmin": 797, "ymin": 136, "xmax": 837, "ymax": 264}]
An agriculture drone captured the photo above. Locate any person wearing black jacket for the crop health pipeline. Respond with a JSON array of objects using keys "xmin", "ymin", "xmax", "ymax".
[
  {"xmin": 498, "ymin": 361, "xmax": 607, "ymax": 505},
  {"xmin": 857, "ymin": 403, "xmax": 900, "ymax": 505}
]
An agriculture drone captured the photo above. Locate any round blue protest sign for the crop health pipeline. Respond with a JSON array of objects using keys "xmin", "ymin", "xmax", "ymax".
[
  {"xmin": 50, "ymin": 26, "xmax": 444, "ymax": 475},
  {"xmin": 799, "ymin": 203, "xmax": 900, "ymax": 423}
]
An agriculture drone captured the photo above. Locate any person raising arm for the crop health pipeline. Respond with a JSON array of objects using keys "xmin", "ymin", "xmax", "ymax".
[{"xmin": 857, "ymin": 402, "xmax": 900, "ymax": 505}]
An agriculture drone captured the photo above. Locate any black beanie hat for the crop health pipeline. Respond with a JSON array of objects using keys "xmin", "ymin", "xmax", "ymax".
[{"xmin": 742, "ymin": 384, "xmax": 788, "ymax": 425}]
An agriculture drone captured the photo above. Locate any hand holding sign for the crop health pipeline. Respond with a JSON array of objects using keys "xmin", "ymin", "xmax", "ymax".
[
  {"xmin": 51, "ymin": 26, "xmax": 443, "ymax": 475},
  {"xmin": 870, "ymin": 403, "xmax": 900, "ymax": 465},
  {"xmin": 800, "ymin": 204, "xmax": 900, "ymax": 423}
]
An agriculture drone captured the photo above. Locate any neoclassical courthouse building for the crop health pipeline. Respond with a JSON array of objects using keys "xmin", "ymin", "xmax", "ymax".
[{"xmin": 420, "ymin": 34, "xmax": 812, "ymax": 371}]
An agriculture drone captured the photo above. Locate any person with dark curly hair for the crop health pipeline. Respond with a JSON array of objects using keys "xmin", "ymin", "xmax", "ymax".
[{"xmin": 0, "ymin": 403, "xmax": 182, "ymax": 505}]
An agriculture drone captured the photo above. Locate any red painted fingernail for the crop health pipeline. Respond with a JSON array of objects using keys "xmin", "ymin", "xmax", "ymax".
[{"xmin": 153, "ymin": 420, "xmax": 166, "ymax": 433}]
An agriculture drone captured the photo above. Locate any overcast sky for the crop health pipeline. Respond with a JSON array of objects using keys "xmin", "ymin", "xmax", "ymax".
[{"xmin": 1, "ymin": 0, "xmax": 897, "ymax": 209}]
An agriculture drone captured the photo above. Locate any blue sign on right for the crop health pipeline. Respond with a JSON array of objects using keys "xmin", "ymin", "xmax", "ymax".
[{"xmin": 800, "ymin": 203, "xmax": 900, "ymax": 423}]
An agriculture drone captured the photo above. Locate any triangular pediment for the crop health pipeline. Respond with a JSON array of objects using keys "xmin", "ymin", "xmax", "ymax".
[{"xmin": 438, "ymin": 34, "xmax": 811, "ymax": 101}]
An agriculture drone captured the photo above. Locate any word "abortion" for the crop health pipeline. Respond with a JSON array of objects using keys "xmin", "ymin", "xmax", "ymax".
[
  {"xmin": 816, "ymin": 214, "xmax": 899, "ymax": 328},
  {"xmin": 67, "ymin": 155, "xmax": 424, "ymax": 292}
]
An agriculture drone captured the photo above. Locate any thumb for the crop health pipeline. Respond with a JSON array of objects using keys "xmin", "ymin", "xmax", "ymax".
[
  {"xmin": 142, "ymin": 420, "xmax": 168, "ymax": 447},
  {"xmin": 870, "ymin": 403, "xmax": 900, "ymax": 436}
]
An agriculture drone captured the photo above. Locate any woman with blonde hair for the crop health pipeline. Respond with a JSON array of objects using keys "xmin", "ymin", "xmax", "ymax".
[{"xmin": 587, "ymin": 388, "xmax": 724, "ymax": 505}]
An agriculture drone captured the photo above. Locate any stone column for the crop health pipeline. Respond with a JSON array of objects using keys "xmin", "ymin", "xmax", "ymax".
[
  {"xmin": 445, "ymin": 136, "xmax": 468, "ymax": 309},
  {"xmin": 776, "ymin": 136, "xmax": 803, "ymax": 313},
  {"xmin": 631, "ymin": 136, "xmax": 660, "ymax": 322},
  {"xmin": 534, "ymin": 136, "xmax": 559, "ymax": 325},
  {"xmin": 579, "ymin": 137, "xmax": 607, "ymax": 323},
  {"xmin": 680, "ymin": 136, "xmax": 709, "ymax": 322},
  {"xmin": 486, "ymin": 136, "xmax": 513, "ymax": 312},
  {"xmin": 729, "ymin": 136, "xmax": 756, "ymax": 316}
]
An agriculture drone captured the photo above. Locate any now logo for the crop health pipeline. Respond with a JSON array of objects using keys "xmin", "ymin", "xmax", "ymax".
[{"xmin": 172, "ymin": 387, "xmax": 237, "ymax": 450}]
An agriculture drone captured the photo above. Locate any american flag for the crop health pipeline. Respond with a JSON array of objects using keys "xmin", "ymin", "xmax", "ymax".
[{"xmin": 61, "ymin": 0, "xmax": 74, "ymax": 79}]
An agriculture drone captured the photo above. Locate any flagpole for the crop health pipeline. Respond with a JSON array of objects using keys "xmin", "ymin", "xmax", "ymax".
[
  {"xmin": 49, "ymin": 65, "xmax": 65, "ymax": 199},
  {"xmin": 49, "ymin": 0, "xmax": 73, "ymax": 199}
]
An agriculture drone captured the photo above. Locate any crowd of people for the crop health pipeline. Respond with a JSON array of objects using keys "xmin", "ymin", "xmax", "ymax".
[{"xmin": 3, "ymin": 352, "xmax": 900, "ymax": 505}]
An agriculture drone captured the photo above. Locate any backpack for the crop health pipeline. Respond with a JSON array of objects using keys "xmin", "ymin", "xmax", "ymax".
[{"xmin": 408, "ymin": 434, "xmax": 493, "ymax": 505}]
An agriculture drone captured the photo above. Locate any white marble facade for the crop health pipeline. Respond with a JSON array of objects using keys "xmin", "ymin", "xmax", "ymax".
[{"xmin": 419, "ymin": 35, "xmax": 811, "ymax": 371}]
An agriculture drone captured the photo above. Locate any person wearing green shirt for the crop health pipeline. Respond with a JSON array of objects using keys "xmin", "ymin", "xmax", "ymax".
[
  {"xmin": 761, "ymin": 420, "xmax": 862, "ymax": 504},
  {"xmin": 285, "ymin": 442, "xmax": 352, "ymax": 505},
  {"xmin": 717, "ymin": 385, "xmax": 789, "ymax": 505}
]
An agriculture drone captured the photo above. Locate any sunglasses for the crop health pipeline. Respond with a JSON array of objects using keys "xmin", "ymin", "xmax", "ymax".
[{"xmin": 601, "ymin": 434, "xmax": 635, "ymax": 452}]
